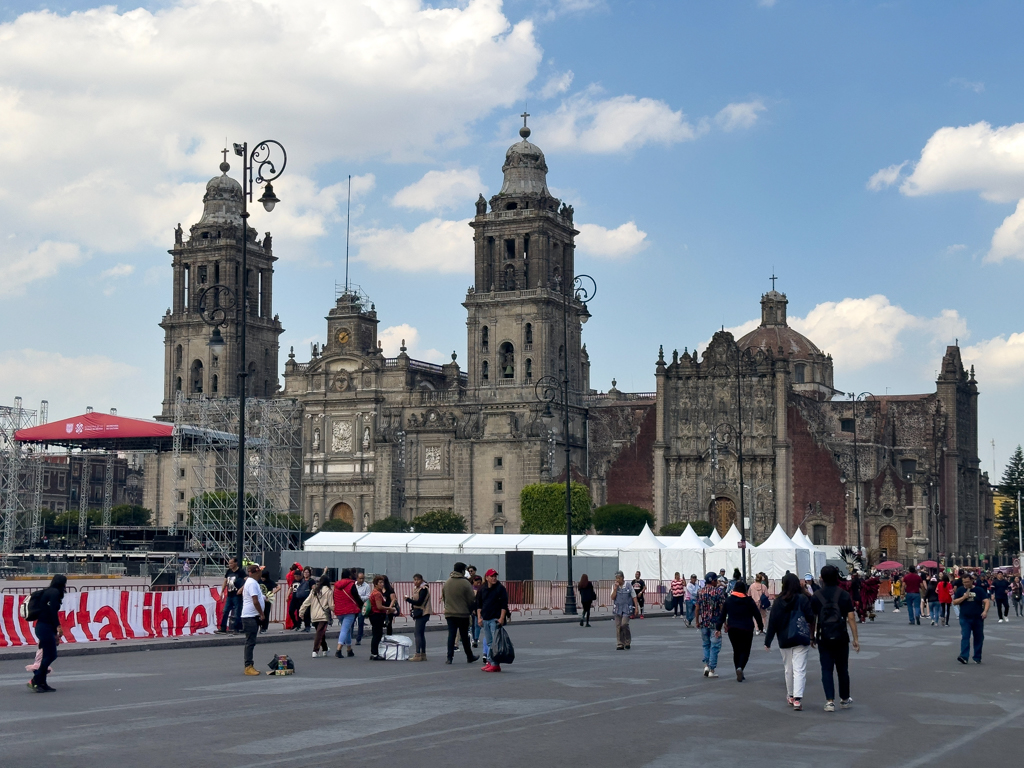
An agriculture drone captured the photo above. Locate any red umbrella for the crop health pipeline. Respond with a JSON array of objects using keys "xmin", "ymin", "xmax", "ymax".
[
  {"xmin": 876, "ymin": 560, "xmax": 903, "ymax": 570},
  {"xmin": 919, "ymin": 560, "xmax": 938, "ymax": 568}
]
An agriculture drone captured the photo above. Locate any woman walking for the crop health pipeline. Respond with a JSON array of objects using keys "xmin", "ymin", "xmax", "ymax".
[
  {"xmin": 1012, "ymin": 576, "xmax": 1023, "ymax": 618},
  {"xmin": 670, "ymin": 572, "xmax": 687, "ymax": 618},
  {"xmin": 405, "ymin": 574, "xmax": 431, "ymax": 661},
  {"xmin": 937, "ymin": 572, "xmax": 954, "ymax": 626},
  {"xmin": 28, "ymin": 574, "xmax": 67, "ymax": 693},
  {"xmin": 610, "ymin": 571, "xmax": 640, "ymax": 650},
  {"xmin": 301, "ymin": 574, "xmax": 333, "ymax": 657},
  {"xmin": 764, "ymin": 573, "xmax": 814, "ymax": 711},
  {"xmin": 749, "ymin": 573, "xmax": 770, "ymax": 633},
  {"xmin": 926, "ymin": 577, "xmax": 941, "ymax": 625},
  {"xmin": 578, "ymin": 575, "xmax": 596, "ymax": 627},
  {"xmin": 368, "ymin": 575, "xmax": 396, "ymax": 661},
  {"xmin": 717, "ymin": 580, "xmax": 764, "ymax": 682}
]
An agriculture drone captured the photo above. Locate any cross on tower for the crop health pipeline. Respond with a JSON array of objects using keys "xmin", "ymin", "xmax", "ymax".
[
  {"xmin": 221, "ymin": 147, "xmax": 229, "ymax": 164},
  {"xmin": 521, "ymin": 110, "xmax": 530, "ymax": 128},
  {"xmin": 770, "ymin": 272, "xmax": 778, "ymax": 291}
]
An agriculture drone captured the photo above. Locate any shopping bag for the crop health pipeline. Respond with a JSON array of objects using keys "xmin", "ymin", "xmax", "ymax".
[
  {"xmin": 380, "ymin": 634, "xmax": 413, "ymax": 661},
  {"xmin": 874, "ymin": 599, "xmax": 884, "ymax": 613},
  {"xmin": 663, "ymin": 592, "xmax": 673, "ymax": 611},
  {"xmin": 490, "ymin": 625, "xmax": 515, "ymax": 665}
]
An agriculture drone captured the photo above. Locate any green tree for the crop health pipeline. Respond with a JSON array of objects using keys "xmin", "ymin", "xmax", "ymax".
[
  {"xmin": 520, "ymin": 482, "xmax": 592, "ymax": 534},
  {"xmin": 688, "ymin": 520, "xmax": 715, "ymax": 537},
  {"xmin": 110, "ymin": 504, "xmax": 152, "ymax": 526},
  {"xmin": 319, "ymin": 518, "xmax": 353, "ymax": 532},
  {"xmin": 53, "ymin": 509, "xmax": 101, "ymax": 533},
  {"xmin": 592, "ymin": 504, "xmax": 654, "ymax": 535},
  {"xmin": 996, "ymin": 445, "xmax": 1024, "ymax": 552},
  {"xmin": 411, "ymin": 509, "xmax": 467, "ymax": 533},
  {"xmin": 659, "ymin": 521, "xmax": 688, "ymax": 536},
  {"xmin": 368, "ymin": 517, "xmax": 412, "ymax": 533}
]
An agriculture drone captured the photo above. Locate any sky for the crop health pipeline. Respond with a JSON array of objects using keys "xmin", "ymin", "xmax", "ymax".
[{"xmin": 0, "ymin": 0, "xmax": 1022, "ymax": 477}]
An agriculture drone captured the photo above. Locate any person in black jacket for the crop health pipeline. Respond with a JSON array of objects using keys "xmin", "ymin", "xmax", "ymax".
[
  {"xmin": 29, "ymin": 574, "xmax": 66, "ymax": 693},
  {"xmin": 764, "ymin": 573, "xmax": 815, "ymax": 711},
  {"xmin": 716, "ymin": 580, "xmax": 764, "ymax": 682},
  {"xmin": 476, "ymin": 569, "xmax": 509, "ymax": 672},
  {"xmin": 578, "ymin": 574, "xmax": 596, "ymax": 628}
]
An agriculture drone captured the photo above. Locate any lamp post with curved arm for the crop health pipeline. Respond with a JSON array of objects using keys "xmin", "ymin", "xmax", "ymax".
[
  {"xmin": 200, "ymin": 140, "xmax": 287, "ymax": 564},
  {"xmin": 534, "ymin": 267, "xmax": 596, "ymax": 615}
]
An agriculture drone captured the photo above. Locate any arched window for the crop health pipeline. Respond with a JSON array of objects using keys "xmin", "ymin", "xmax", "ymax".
[
  {"xmin": 175, "ymin": 377, "xmax": 182, "ymax": 392},
  {"xmin": 525, "ymin": 323, "xmax": 533, "ymax": 345},
  {"xmin": 525, "ymin": 358, "xmax": 532, "ymax": 382},
  {"xmin": 481, "ymin": 326, "xmax": 489, "ymax": 352},
  {"xmin": 175, "ymin": 345, "xmax": 183, "ymax": 369},
  {"xmin": 794, "ymin": 363, "xmax": 806, "ymax": 384},
  {"xmin": 190, "ymin": 360, "xmax": 204, "ymax": 394},
  {"xmin": 498, "ymin": 342, "xmax": 515, "ymax": 379},
  {"xmin": 211, "ymin": 374, "xmax": 218, "ymax": 394},
  {"xmin": 482, "ymin": 361, "xmax": 489, "ymax": 382}
]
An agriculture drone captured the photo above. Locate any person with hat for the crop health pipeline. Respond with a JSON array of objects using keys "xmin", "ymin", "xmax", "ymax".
[
  {"xmin": 696, "ymin": 572, "xmax": 727, "ymax": 677},
  {"xmin": 476, "ymin": 568, "xmax": 510, "ymax": 672},
  {"xmin": 442, "ymin": 562, "xmax": 480, "ymax": 665},
  {"xmin": 241, "ymin": 564, "xmax": 266, "ymax": 676}
]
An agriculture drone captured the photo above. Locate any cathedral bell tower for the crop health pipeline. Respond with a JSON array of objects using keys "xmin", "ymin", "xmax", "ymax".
[
  {"xmin": 463, "ymin": 116, "xmax": 587, "ymax": 401},
  {"xmin": 159, "ymin": 158, "xmax": 284, "ymax": 417}
]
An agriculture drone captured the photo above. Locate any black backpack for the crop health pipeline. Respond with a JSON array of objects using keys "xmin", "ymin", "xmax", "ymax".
[
  {"xmin": 20, "ymin": 590, "xmax": 45, "ymax": 621},
  {"xmin": 817, "ymin": 587, "xmax": 847, "ymax": 641}
]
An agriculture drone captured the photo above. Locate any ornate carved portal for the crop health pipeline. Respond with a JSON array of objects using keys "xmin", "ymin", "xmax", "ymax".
[
  {"xmin": 879, "ymin": 524, "xmax": 898, "ymax": 558},
  {"xmin": 331, "ymin": 502, "xmax": 354, "ymax": 525},
  {"xmin": 711, "ymin": 497, "xmax": 736, "ymax": 536}
]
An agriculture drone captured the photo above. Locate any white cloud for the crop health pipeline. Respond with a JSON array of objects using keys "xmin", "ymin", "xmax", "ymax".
[
  {"xmin": 946, "ymin": 243, "xmax": 967, "ymax": 254},
  {"xmin": 353, "ymin": 218, "xmax": 472, "ymax": 273},
  {"xmin": 899, "ymin": 121, "xmax": 1024, "ymax": 203},
  {"xmin": 962, "ymin": 332, "xmax": 1024, "ymax": 387},
  {"xmin": 575, "ymin": 221, "xmax": 649, "ymax": 259},
  {"xmin": 539, "ymin": 70, "xmax": 574, "ymax": 99},
  {"xmin": 378, "ymin": 324, "xmax": 444, "ymax": 363},
  {"xmin": 1, "ymin": 241, "xmax": 85, "ymax": 297},
  {"xmin": 536, "ymin": 90, "xmax": 703, "ymax": 153},
  {"xmin": 392, "ymin": 169, "xmax": 484, "ymax": 213},
  {"xmin": 867, "ymin": 161, "xmax": 907, "ymax": 191},
  {"xmin": 0, "ymin": 0, "xmax": 541, "ymax": 292},
  {"xmin": 949, "ymin": 77, "xmax": 985, "ymax": 94},
  {"xmin": 100, "ymin": 263, "xmax": 134, "ymax": 279},
  {"xmin": 715, "ymin": 100, "xmax": 766, "ymax": 132},
  {"xmin": 988, "ymin": 198, "xmax": 1024, "ymax": 262},
  {"xmin": 0, "ymin": 349, "xmax": 152, "ymax": 418}
]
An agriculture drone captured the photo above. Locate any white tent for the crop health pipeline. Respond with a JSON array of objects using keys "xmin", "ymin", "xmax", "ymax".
[
  {"xmin": 791, "ymin": 529, "xmax": 827, "ymax": 575},
  {"xmin": 575, "ymin": 535, "xmax": 639, "ymax": 557},
  {"xmin": 709, "ymin": 528, "xmax": 723, "ymax": 545},
  {"xmin": 304, "ymin": 532, "xmax": 369, "ymax": 551},
  {"xmin": 349, "ymin": 532, "xmax": 421, "ymax": 552},
  {"xmin": 617, "ymin": 524, "xmax": 665, "ymax": 580},
  {"xmin": 705, "ymin": 524, "xmax": 746, "ymax": 576},
  {"xmin": 459, "ymin": 533, "xmax": 530, "ymax": 555},
  {"xmin": 660, "ymin": 524, "xmax": 708, "ymax": 579},
  {"xmin": 749, "ymin": 524, "xmax": 811, "ymax": 579},
  {"xmin": 405, "ymin": 533, "xmax": 476, "ymax": 553},
  {"xmin": 516, "ymin": 534, "xmax": 590, "ymax": 555}
]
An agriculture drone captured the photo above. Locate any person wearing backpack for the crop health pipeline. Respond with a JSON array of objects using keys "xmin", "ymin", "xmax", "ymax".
[
  {"xmin": 333, "ymin": 568, "xmax": 364, "ymax": 659},
  {"xmin": 763, "ymin": 573, "xmax": 814, "ymax": 710},
  {"xmin": 27, "ymin": 574, "xmax": 67, "ymax": 693},
  {"xmin": 811, "ymin": 565, "xmax": 860, "ymax": 712}
]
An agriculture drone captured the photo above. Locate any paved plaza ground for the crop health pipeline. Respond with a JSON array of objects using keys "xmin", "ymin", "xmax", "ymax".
[{"xmin": 1, "ymin": 609, "xmax": 1021, "ymax": 767}]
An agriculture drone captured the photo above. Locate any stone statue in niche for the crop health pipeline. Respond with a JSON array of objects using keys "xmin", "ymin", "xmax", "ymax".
[
  {"xmin": 332, "ymin": 421, "xmax": 353, "ymax": 453},
  {"xmin": 362, "ymin": 427, "xmax": 370, "ymax": 450},
  {"xmin": 503, "ymin": 264, "xmax": 516, "ymax": 291},
  {"xmin": 174, "ymin": 223, "xmax": 183, "ymax": 245},
  {"xmin": 312, "ymin": 512, "xmax": 320, "ymax": 532},
  {"xmin": 312, "ymin": 428, "xmax": 321, "ymax": 451},
  {"xmin": 424, "ymin": 446, "xmax": 442, "ymax": 472},
  {"xmin": 263, "ymin": 232, "xmax": 272, "ymax": 253},
  {"xmin": 476, "ymin": 194, "xmax": 487, "ymax": 215}
]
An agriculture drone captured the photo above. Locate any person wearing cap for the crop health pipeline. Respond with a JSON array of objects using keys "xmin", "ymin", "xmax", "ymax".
[
  {"xmin": 696, "ymin": 572, "xmax": 727, "ymax": 678},
  {"xmin": 241, "ymin": 564, "xmax": 266, "ymax": 676},
  {"xmin": 477, "ymin": 568, "xmax": 510, "ymax": 672},
  {"xmin": 442, "ymin": 562, "xmax": 480, "ymax": 665}
]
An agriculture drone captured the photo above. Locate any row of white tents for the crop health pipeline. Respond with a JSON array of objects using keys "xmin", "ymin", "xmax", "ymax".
[{"xmin": 304, "ymin": 524, "xmax": 827, "ymax": 579}]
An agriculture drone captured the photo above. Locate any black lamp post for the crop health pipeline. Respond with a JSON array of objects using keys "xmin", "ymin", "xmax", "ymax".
[
  {"xmin": 845, "ymin": 391, "xmax": 873, "ymax": 558},
  {"xmin": 197, "ymin": 140, "xmax": 286, "ymax": 564},
  {"xmin": 535, "ymin": 262, "xmax": 596, "ymax": 616}
]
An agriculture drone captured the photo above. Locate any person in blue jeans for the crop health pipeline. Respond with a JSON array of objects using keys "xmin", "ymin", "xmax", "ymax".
[
  {"xmin": 476, "ymin": 568, "xmax": 509, "ymax": 672},
  {"xmin": 953, "ymin": 574, "xmax": 991, "ymax": 664},
  {"xmin": 696, "ymin": 572, "xmax": 726, "ymax": 677},
  {"xmin": 902, "ymin": 570, "xmax": 923, "ymax": 625},
  {"xmin": 217, "ymin": 557, "xmax": 246, "ymax": 633},
  {"xmin": 684, "ymin": 575, "xmax": 700, "ymax": 626}
]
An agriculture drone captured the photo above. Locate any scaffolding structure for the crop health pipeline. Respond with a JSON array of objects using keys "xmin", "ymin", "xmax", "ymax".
[
  {"xmin": 0, "ymin": 398, "xmax": 44, "ymax": 555},
  {"xmin": 172, "ymin": 393, "xmax": 302, "ymax": 567}
]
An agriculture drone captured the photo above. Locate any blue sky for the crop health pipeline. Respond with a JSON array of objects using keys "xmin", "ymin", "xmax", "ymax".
[{"xmin": 1, "ymin": 0, "xmax": 1022, "ymax": 476}]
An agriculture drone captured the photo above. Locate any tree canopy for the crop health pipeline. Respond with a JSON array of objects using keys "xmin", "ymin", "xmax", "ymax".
[
  {"xmin": 520, "ymin": 482, "xmax": 592, "ymax": 535},
  {"xmin": 996, "ymin": 445, "xmax": 1024, "ymax": 552},
  {"xmin": 319, "ymin": 518, "xmax": 353, "ymax": 532},
  {"xmin": 411, "ymin": 509, "xmax": 467, "ymax": 533},
  {"xmin": 592, "ymin": 504, "xmax": 654, "ymax": 535},
  {"xmin": 367, "ymin": 517, "xmax": 412, "ymax": 533}
]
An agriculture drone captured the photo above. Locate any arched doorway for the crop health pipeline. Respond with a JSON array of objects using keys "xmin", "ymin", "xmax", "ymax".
[
  {"xmin": 330, "ymin": 502, "xmax": 354, "ymax": 526},
  {"xmin": 879, "ymin": 525, "xmax": 898, "ymax": 559},
  {"xmin": 710, "ymin": 497, "xmax": 736, "ymax": 536}
]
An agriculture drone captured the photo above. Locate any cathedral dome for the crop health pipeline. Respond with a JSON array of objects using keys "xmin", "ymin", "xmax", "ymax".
[
  {"xmin": 497, "ymin": 123, "xmax": 552, "ymax": 199},
  {"xmin": 736, "ymin": 290, "xmax": 823, "ymax": 358},
  {"xmin": 197, "ymin": 161, "xmax": 243, "ymax": 227}
]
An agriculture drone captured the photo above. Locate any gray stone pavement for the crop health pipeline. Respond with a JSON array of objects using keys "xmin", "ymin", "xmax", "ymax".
[{"xmin": 1, "ymin": 609, "xmax": 1022, "ymax": 767}]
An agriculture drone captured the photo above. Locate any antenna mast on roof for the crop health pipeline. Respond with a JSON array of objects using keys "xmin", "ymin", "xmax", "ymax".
[{"xmin": 344, "ymin": 174, "xmax": 351, "ymax": 293}]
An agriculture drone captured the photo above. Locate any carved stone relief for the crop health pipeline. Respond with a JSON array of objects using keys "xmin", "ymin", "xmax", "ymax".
[{"xmin": 332, "ymin": 420, "xmax": 353, "ymax": 453}]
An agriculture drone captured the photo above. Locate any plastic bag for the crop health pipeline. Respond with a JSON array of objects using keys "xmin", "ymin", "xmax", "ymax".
[
  {"xmin": 490, "ymin": 625, "xmax": 515, "ymax": 665},
  {"xmin": 663, "ymin": 592, "xmax": 673, "ymax": 611},
  {"xmin": 874, "ymin": 599, "xmax": 884, "ymax": 613}
]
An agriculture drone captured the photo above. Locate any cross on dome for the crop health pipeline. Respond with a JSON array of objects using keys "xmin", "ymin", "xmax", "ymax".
[{"xmin": 520, "ymin": 109, "xmax": 531, "ymax": 139}]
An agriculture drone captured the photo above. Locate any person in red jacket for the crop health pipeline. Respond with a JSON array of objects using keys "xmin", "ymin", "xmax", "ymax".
[
  {"xmin": 936, "ymin": 572, "xmax": 954, "ymax": 626},
  {"xmin": 333, "ymin": 568, "xmax": 364, "ymax": 659},
  {"xmin": 284, "ymin": 562, "xmax": 302, "ymax": 630}
]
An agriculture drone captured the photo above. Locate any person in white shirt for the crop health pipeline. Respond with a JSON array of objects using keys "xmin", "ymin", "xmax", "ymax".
[
  {"xmin": 241, "ymin": 564, "xmax": 266, "ymax": 676},
  {"xmin": 354, "ymin": 571, "xmax": 372, "ymax": 646}
]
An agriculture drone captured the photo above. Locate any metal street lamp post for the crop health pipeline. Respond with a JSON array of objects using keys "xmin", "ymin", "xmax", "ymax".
[
  {"xmin": 847, "ymin": 391, "xmax": 873, "ymax": 558},
  {"xmin": 535, "ymin": 262, "xmax": 596, "ymax": 615},
  {"xmin": 198, "ymin": 140, "xmax": 286, "ymax": 564}
]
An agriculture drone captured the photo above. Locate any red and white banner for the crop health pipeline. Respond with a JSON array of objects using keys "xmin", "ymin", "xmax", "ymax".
[{"xmin": 0, "ymin": 588, "xmax": 221, "ymax": 647}]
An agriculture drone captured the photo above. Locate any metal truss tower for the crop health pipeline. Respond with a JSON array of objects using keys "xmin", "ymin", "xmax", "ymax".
[{"xmin": 0, "ymin": 397, "xmax": 39, "ymax": 555}]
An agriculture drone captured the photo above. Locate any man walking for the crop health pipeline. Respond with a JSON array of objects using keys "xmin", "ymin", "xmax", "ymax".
[
  {"xmin": 477, "ymin": 568, "xmax": 509, "ymax": 672},
  {"xmin": 241, "ymin": 564, "xmax": 265, "ymax": 676},
  {"xmin": 442, "ymin": 562, "xmax": 480, "ymax": 665},
  {"xmin": 811, "ymin": 565, "xmax": 860, "ymax": 712},
  {"xmin": 991, "ymin": 571, "xmax": 1011, "ymax": 623},
  {"xmin": 216, "ymin": 557, "xmax": 246, "ymax": 634},
  {"xmin": 353, "ymin": 571, "xmax": 371, "ymax": 645},
  {"xmin": 902, "ymin": 568, "xmax": 923, "ymax": 625},
  {"xmin": 953, "ymin": 573, "xmax": 991, "ymax": 664},
  {"xmin": 683, "ymin": 574, "xmax": 700, "ymax": 627},
  {"xmin": 696, "ymin": 572, "xmax": 726, "ymax": 678},
  {"xmin": 632, "ymin": 571, "xmax": 647, "ymax": 618}
]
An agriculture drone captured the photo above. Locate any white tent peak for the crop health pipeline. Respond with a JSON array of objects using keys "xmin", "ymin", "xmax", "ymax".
[
  {"xmin": 792, "ymin": 529, "xmax": 816, "ymax": 549},
  {"xmin": 712, "ymin": 524, "xmax": 743, "ymax": 548},
  {"xmin": 709, "ymin": 528, "xmax": 723, "ymax": 544},
  {"xmin": 626, "ymin": 523, "xmax": 665, "ymax": 549},
  {"xmin": 759, "ymin": 524, "xmax": 799, "ymax": 549},
  {"xmin": 665, "ymin": 524, "xmax": 709, "ymax": 549}
]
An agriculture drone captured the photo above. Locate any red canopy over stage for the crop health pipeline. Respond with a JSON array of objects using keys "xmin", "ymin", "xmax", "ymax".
[{"xmin": 14, "ymin": 412, "xmax": 234, "ymax": 451}]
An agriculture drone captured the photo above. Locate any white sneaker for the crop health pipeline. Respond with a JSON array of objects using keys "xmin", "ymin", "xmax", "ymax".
[
  {"xmin": 312, "ymin": 651, "xmax": 319, "ymax": 658},
  {"xmin": 998, "ymin": 619, "xmax": 1004, "ymax": 623},
  {"xmin": 703, "ymin": 665, "xmax": 710, "ymax": 677},
  {"xmin": 840, "ymin": 698, "xmax": 853, "ymax": 709},
  {"xmin": 893, "ymin": 608, "xmax": 899, "ymax": 612},
  {"xmin": 707, "ymin": 670, "xmax": 719, "ymax": 678}
]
